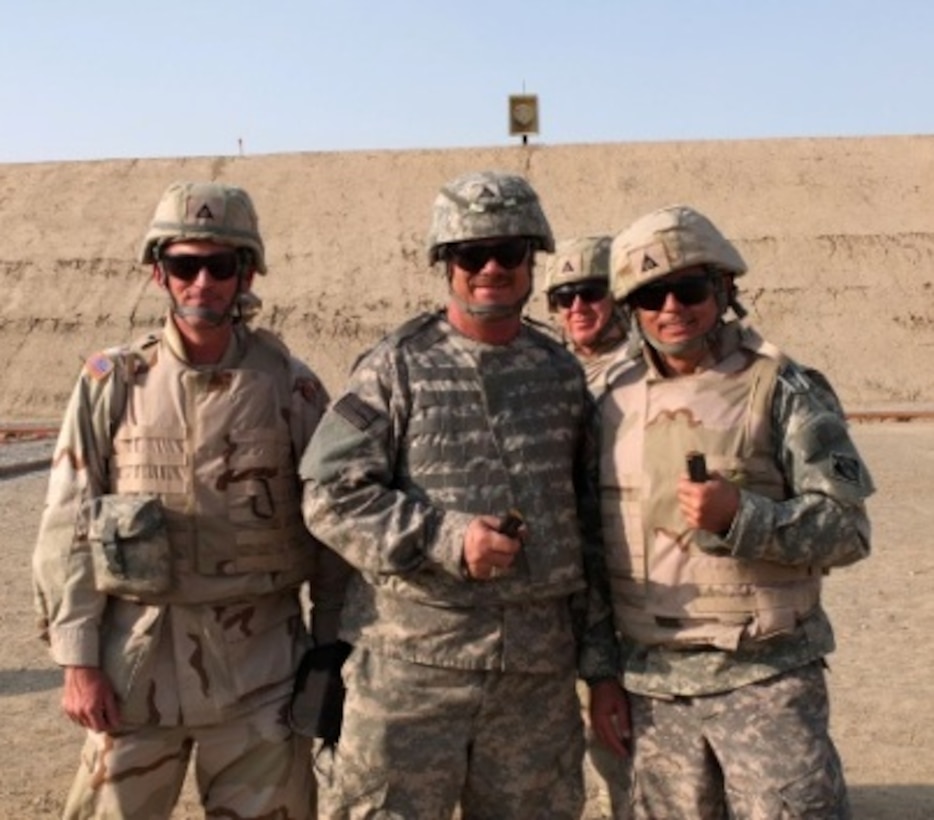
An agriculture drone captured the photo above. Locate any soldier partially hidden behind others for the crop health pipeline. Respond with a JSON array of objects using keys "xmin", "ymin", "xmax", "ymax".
[
  {"xmin": 32, "ymin": 181, "xmax": 348, "ymax": 819},
  {"xmin": 544, "ymin": 234, "xmax": 629, "ymax": 399},
  {"xmin": 300, "ymin": 171, "xmax": 617, "ymax": 819},
  {"xmin": 544, "ymin": 235, "xmax": 632, "ymax": 820},
  {"xmin": 589, "ymin": 204, "xmax": 874, "ymax": 819}
]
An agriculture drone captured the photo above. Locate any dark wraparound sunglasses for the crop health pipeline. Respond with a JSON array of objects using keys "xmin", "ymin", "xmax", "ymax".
[
  {"xmin": 445, "ymin": 239, "xmax": 530, "ymax": 274},
  {"xmin": 159, "ymin": 252, "xmax": 241, "ymax": 282},
  {"xmin": 629, "ymin": 275, "xmax": 713, "ymax": 311},
  {"xmin": 550, "ymin": 281, "xmax": 609, "ymax": 309}
]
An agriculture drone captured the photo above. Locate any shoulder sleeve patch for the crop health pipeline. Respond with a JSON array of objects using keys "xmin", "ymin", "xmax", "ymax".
[
  {"xmin": 777, "ymin": 363, "xmax": 813, "ymax": 395},
  {"xmin": 84, "ymin": 352, "xmax": 115, "ymax": 381},
  {"xmin": 333, "ymin": 393, "xmax": 382, "ymax": 431},
  {"xmin": 831, "ymin": 453, "xmax": 863, "ymax": 485}
]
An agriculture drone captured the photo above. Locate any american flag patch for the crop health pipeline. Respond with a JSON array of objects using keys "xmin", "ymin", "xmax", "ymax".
[{"xmin": 85, "ymin": 352, "xmax": 114, "ymax": 381}]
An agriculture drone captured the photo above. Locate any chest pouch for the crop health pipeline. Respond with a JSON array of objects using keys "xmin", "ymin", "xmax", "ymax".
[{"xmin": 87, "ymin": 494, "xmax": 172, "ymax": 597}]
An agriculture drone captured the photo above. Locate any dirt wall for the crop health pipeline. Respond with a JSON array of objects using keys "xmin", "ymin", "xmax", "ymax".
[{"xmin": 1, "ymin": 136, "xmax": 933, "ymax": 420}]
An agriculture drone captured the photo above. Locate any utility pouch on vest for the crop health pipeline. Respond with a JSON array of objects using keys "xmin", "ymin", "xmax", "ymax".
[
  {"xmin": 87, "ymin": 494, "xmax": 172, "ymax": 597},
  {"xmin": 289, "ymin": 641, "xmax": 353, "ymax": 745}
]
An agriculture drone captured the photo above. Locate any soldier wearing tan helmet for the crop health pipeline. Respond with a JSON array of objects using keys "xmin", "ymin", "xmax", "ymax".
[
  {"xmin": 33, "ymin": 181, "xmax": 349, "ymax": 819},
  {"xmin": 300, "ymin": 171, "xmax": 614, "ymax": 819},
  {"xmin": 544, "ymin": 235, "xmax": 629, "ymax": 398},
  {"xmin": 587, "ymin": 205, "xmax": 874, "ymax": 819}
]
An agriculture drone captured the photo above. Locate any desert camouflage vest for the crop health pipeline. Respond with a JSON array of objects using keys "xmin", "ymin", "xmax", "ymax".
[
  {"xmin": 600, "ymin": 334, "xmax": 820, "ymax": 650},
  {"xmin": 398, "ymin": 316, "xmax": 587, "ymax": 587},
  {"xmin": 109, "ymin": 328, "xmax": 311, "ymax": 577}
]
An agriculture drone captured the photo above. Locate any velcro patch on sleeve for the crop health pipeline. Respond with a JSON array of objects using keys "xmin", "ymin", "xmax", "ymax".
[
  {"xmin": 84, "ymin": 352, "xmax": 115, "ymax": 381},
  {"xmin": 333, "ymin": 394, "xmax": 382, "ymax": 431},
  {"xmin": 778, "ymin": 364, "xmax": 813, "ymax": 395},
  {"xmin": 830, "ymin": 453, "xmax": 862, "ymax": 485}
]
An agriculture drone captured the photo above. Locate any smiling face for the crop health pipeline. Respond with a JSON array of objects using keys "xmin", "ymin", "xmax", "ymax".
[
  {"xmin": 550, "ymin": 280, "xmax": 615, "ymax": 354},
  {"xmin": 445, "ymin": 237, "xmax": 532, "ymax": 324},
  {"xmin": 630, "ymin": 266, "xmax": 721, "ymax": 371}
]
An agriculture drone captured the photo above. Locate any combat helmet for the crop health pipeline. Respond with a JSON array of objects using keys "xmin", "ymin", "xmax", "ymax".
[
  {"xmin": 544, "ymin": 235, "xmax": 611, "ymax": 309},
  {"xmin": 427, "ymin": 171, "xmax": 554, "ymax": 264},
  {"xmin": 138, "ymin": 181, "xmax": 267, "ymax": 273},
  {"xmin": 610, "ymin": 205, "xmax": 746, "ymax": 304}
]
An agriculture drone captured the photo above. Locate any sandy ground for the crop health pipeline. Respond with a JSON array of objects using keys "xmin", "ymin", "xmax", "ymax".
[{"xmin": 1, "ymin": 423, "xmax": 932, "ymax": 819}]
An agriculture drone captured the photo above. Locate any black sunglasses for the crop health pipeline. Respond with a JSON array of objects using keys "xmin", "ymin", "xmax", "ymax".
[
  {"xmin": 551, "ymin": 282, "xmax": 609, "ymax": 310},
  {"xmin": 446, "ymin": 239, "xmax": 530, "ymax": 274},
  {"xmin": 159, "ymin": 252, "xmax": 241, "ymax": 282},
  {"xmin": 629, "ymin": 275, "xmax": 713, "ymax": 311}
]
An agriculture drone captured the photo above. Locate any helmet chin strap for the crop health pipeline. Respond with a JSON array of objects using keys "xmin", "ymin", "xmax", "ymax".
[
  {"xmin": 449, "ymin": 293, "xmax": 525, "ymax": 320},
  {"xmin": 628, "ymin": 270, "xmax": 746, "ymax": 359},
  {"xmin": 158, "ymin": 268, "xmax": 243, "ymax": 327},
  {"xmin": 643, "ymin": 331, "xmax": 709, "ymax": 357},
  {"xmin": 625, "ymin": 302, "xmax": 719, "ymax": 359},
  {"xmin": 446, "ymin": 269, "xmax": 532, "ymax": 321},
  {"xmin": 173, "ymin": 304, "xmax": 230, "ymax": 326}
]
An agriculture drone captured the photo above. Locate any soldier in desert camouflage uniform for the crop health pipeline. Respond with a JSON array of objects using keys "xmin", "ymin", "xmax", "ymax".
[
  {"xmin": 545, "ymin": 236, "xmax": 632, "ymax": 820},
  {"xmin": 300, "ymin": 171, "xmax": 617, "ymax": 819},
  {"xmin": 589, "ymin": 204, "xmax": 874, "ymax": 819},
  {"xmin": 544, "ymin": 235, "xmax": 629, "ymax": 400},
  {"xmin": 32, "ymin": 181, "xmax": 348, "ymax": 819}
]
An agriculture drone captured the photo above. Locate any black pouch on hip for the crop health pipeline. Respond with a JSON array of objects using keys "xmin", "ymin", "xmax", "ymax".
[{"xmin": 289, "ymin": 640, "xmax": 353, "ymax": 746}]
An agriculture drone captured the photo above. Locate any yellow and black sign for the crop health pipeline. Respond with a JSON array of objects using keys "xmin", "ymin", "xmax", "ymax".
[{"xmin": 508, "ymin": 95, "xmax": 539, "ymax": 136}]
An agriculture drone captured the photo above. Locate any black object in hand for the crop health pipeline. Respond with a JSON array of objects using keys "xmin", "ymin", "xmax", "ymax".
[
  {"xmin": 686, "ymin": 451, "xmax": 709, "ymax": 483},
  {"xmin": 498, "ymin": 509, "xmax": 524, "ymax": 537},
  {"xmin": 290, "ymin": 640, "xmax": 353, "ymax": 746}
]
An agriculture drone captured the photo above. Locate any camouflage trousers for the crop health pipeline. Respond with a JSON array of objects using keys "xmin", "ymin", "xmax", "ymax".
[
  {"xmin": 578, "ymin": 680, "xmax": 632, "ymax": 819},
  {"xmin": 628, "ymin": 661, "xmax": 850, "ymax": 820},
  {"xmin": 316, "ymin": 648, "xmax": 585, "ymax": 819},
  {"xmin": 62, "ymin": 697, "xmax": 314, "ymax": 819}
]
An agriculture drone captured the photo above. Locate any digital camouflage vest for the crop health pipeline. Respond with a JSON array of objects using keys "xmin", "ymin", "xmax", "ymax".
[{"xmin": 391, "ymin": 316, "xmax": 587, "ymax": 598}]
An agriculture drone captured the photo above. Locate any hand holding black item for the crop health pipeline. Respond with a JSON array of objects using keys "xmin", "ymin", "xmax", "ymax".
[
  {"xmin": 686, "ymin": 451, "xmax": 708, "ymax": 483},
  {"xmin": 290, "ymin": 640, "xmax": 353, "ymax": 746},
  {"xmin": 497, "ymin": 509, "xmax": 524, "ymax": 537}
]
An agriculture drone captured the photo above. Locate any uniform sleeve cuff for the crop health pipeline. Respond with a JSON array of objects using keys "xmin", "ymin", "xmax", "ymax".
[
  {"xmin": 425, "ymin": 510, "xmax": 475, "ymax": 578},
  {"xmin": 48, "ymin": 625, "xmax": 100, "ymax": 668}
]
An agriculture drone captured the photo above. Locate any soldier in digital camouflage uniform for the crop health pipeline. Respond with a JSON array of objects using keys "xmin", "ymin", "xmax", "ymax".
[
  {"xmin": 32, "ymin": 181, "xmax": 349, "ymax": 819},
  {"xmin": 588, "ymin": 204, "xmax": 874, "ymax": 819},
  {"xmin": 544, "ymin": 235, "xmax": 630, "ymax": 400},
  {"xmin": 299, "ymin": 171, "xmax": 617, "ymax": 819},
  {"xmin": 544, "ymin": 236, "xmax": 632, "ymax": 820}
]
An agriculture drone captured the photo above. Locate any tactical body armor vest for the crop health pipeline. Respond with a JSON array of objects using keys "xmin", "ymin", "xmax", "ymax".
[
  {"xmin": 600, "ymin": 338, "xmax": 820, "ymax": 651},
  {"xmin": 392, "ymin": 315, "xmax": 588, "ymax": 600},
  {"xmin": 109, "ymin": 326, "xmax": 313, "ymax": 595}
]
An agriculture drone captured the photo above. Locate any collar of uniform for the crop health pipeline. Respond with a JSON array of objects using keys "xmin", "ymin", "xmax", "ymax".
[{"xmin": 162, "ymin": 312, "xmax": 243, "ymax": 369}]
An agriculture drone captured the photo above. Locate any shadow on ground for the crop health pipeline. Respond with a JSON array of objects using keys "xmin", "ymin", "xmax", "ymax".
[
  {"xmin": 0, "ymin": 667, "xmax": 61, "ymax": 696},
  {"xmin": 850, "ymin": 785, "xmax": 933, "ymax": 819}
]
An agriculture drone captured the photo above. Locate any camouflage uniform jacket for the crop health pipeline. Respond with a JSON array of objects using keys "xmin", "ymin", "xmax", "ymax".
[
  {"xmin": 301, "ymin": 311, "xmax": 617, "ymax": 677},
  {"xmin": 32, "ymin": 317, "xmax": 348, "ymax": 726},
  {"xmin": 597, "ymin": 321, "xmax": 873, "ymax": 696},
  {"xmin": 573, "ymin": 335, "xmax": 630, "ymax": 401}
]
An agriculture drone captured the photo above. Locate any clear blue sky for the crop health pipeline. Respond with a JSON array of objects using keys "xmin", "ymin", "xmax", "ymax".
[{"xmin": 2, "ymin": 1, "xmax": 932, "ymax": 163}]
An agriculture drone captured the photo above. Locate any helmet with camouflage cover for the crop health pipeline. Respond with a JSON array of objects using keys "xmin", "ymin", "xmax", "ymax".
[
  {"xmin": 138, "ymin": 181, "xmax": 267, "ymax": 273},
  {"xmin": 544, "ymin": 235, "xmax": 611, "ymax": 308},
  {"xmin": 610, "ymin": 205, "xmax": 746, "ymax": 303},
  {"xmin": 427, "ymin": 171, "xmax": 554, "ymax": 264}
]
